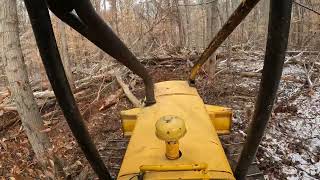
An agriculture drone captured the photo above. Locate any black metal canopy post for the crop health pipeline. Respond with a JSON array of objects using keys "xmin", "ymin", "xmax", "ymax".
[
  {"xmin": 23, "ymin": 0, "xmax": 112, "ymax": 179},
  {"xmin": 234, "ymin": 0, "xmax": 293, "ymax": 179},
  {"xmin": 46, "ymin": 0, "xmax": 156, "ymax": 106}
]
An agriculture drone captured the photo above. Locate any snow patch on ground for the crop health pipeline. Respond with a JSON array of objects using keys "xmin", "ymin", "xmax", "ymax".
[
  {"xmin": 226, "ymin": 55, "xmax": 320, "ymax": 179},
  {"xmin": 261, "ymin": 86, "xmax": 320, "ymax": 179}
]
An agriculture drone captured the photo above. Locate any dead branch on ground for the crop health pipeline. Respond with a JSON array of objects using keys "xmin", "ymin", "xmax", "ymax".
[
  {"xmin": 99, "ymin": 89, "xmax": 124, "ymax": 111},
  {"xmin": 116, "ymin": 75, "xmax": 142, "ymax": 108}
]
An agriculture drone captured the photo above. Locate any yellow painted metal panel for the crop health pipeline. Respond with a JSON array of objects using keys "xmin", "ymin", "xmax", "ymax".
[
  {"xmin": 121, "ymin": 105, "xmax": 232, "ymax": 136},
  {"xmin": 120, "ymin": 108, "xmax": 141, "ymax": 136},
  {"xmin": 140, "ymin": 163, "xmax": 208, "ymax": 172},
  {"xmin": 205, "ymin": 105, "xmax": 232, "ymax": 135},
  {"xmin": 118, "ymin": 81, "xmax": 235, "ymax": 180}
]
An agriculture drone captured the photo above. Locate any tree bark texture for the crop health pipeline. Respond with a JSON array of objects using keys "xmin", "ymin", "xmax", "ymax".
[
  {"xmin": 0, "ymin": 0, "xmax": 51, "ymax": 166},
  {"xmin": 58, "ymin": 20, "xmax": 75, "ymax": 90},
  {"xmin": 205, "ymin": 1, "xmax": 221, "ymax": 79}
]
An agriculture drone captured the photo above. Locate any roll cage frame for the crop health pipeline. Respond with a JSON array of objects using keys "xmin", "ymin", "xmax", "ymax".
[{"xmin": 22, "ymin": 0, "xmax": 293, "ymax": 179}]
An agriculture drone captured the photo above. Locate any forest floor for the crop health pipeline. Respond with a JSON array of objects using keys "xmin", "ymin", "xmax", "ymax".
[{"xmin": 0, "ymin": 50, "xmax": 319, "ymax": 179}]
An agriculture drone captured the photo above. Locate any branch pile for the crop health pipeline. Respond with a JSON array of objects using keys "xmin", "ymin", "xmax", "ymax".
[{"xmin": 0, "ymin": 73, "xmax": 113, "ymax": 118}]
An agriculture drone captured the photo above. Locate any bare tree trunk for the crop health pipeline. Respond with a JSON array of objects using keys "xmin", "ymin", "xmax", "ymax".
[
  {"xmin": 168, "ymin": 1, "xmax": 176, "ymax": 46},
  {"xmin": 292, "ymin": 2, "xmax": 299, "ymax": 45},
  {"xmin": 253, "ymin": 4, "xmax": 259, "ymax": 36},
  {"xmin": 206, "ymin": 4, "xmax": 212, "ymax": 45},
  {"xmin": 202, "ymin": 0, "xmax": 207, "ymax": 48},
  {"xmin": 298, "ymin": 4, "xmax": 305, "ymax": 49},
  {"xmin": 173, "ymin": 0, "xmax": 186, "ymax": 48},
  {"xmin": 226, "ymin": 0, "xmax": 232, "ymax": 68},
  {"xmin": 58, "ymin": 20, "xmax": 75, "ymax": 90},
  {"xmin": 110, "ymin": 0, "xmax": 119, "ymax": 35},
  {"xmin": 205, "ymin": 1, "xmax": 221, "ymax": 80},
  {"xmin": 0, "ymin": 0, "xmax": 51, "ymax": 167},
  {"xmin": 296, "ymin": 3, "xmax": 303, "ymax": 47},
  {"xmin": 183, "ymin": 0, "xmax": 191, "ymax": 48}
]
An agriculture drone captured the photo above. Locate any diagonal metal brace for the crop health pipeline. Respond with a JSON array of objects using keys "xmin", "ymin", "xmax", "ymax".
[{"xmin": 189, "ymin": 0, "xmax": 260, "ymax": 83}]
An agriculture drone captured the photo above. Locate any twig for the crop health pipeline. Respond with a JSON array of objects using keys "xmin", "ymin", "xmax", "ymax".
[
  {"xmin": 178, "ymin": 0, "xmax": 218, "ymax": 6},
  {"xmin": 303, "ymin": 60, "xmax": 314, "ymax": 92},
  {"xmin": 0, "ymin": 117, "xmax": 19, "ymax": 132},
  {"xmin": 95, "ymin": 75, "xmax": 107, "ymax": 101},
  {"xmin": 81, "ymin": 80, "xmax": 114, "ymax": 120},
  {"xmin": 214, "ymin": 68, "xmax": 228, "ymax": 77},
  {"xmin": 293, "ymin": 1, "xmax": 320, "ymax": 16}
]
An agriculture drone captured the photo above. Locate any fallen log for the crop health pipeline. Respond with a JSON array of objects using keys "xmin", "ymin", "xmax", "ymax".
[
  {"xmin": 31, "ymin": 75, "xmax": 108, "ymax": 100},
  {"xmin": 33, "ymin": 90, "xmax": 55, "ymax": 99},
  {"xmin": 240, "ymin": 72, "xmax": 261, "ymax": 78},
  {"xmin": 0, "ymin": 73, "xmax": 110, "ymax": 101},
  {"xmin": 242, "ymin": 50, "xmax": 318, "ymax": 56},
  {"xmin": 42, "ymin": 109, "xmax": 60, "ymax": 119},
  {"xmin": 1, "ymin": 73, "xmax": 112, "ymax": 117},
  {"xmin": 75, "ymin": 74, "xmax": 113, "ymax": 93},
  {"xmin": 0, "ymin": 105, "xmax": 17, "ymax": 111},
  {"xmin": 255, "ymin": 52, "xmax": 304, "ymax": 73},
  {"xmin": 0, "ymin": 88, "xmax": 93, "ymax": 117},
  {"xmin": 41, "ymin": 89, "xmax": 93, "ymax": 119},
  {"xmin": 138, "ymin": 55, "xmax": 200, "ymax": 65},
  {"xmin": 116, "ymin": 75, "xmax": 141, "ymax": 108},
  {"xmin": 99, "ymin": 89, "xmax": 124, "ymax": 111},
  {"xmin": 241, "ymin": 72, "xmax": 305, "ymax": 84},
  {"xmin": 228, "ymin": 95, "xmax": 255, "ymax": 101},
  {"xmin": 74, "ymin": 88, "xmax": 94, "ymax": 101},
  {"xmin": 0, "ymin": 88, "xmax": 11, "ymax": 104},
  {"xmin": 75, "ymin": 74, "xmax": 111, "ymax": 86}
]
